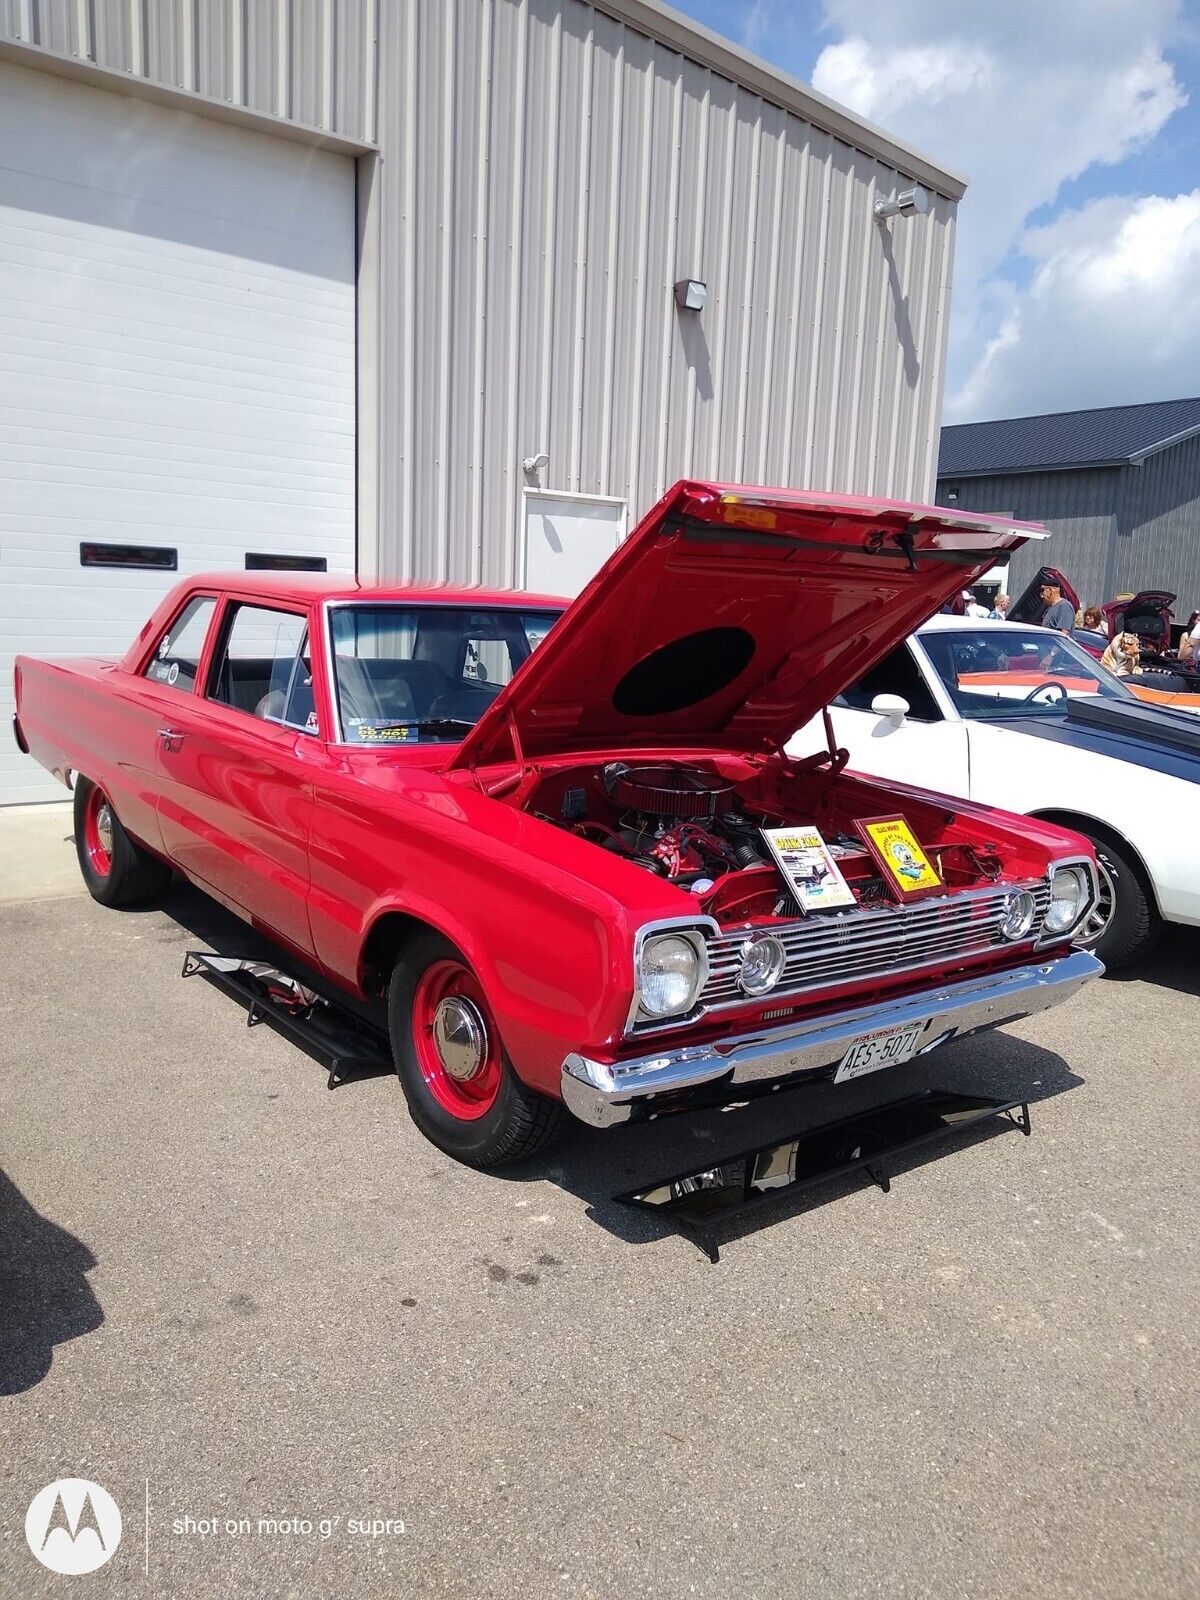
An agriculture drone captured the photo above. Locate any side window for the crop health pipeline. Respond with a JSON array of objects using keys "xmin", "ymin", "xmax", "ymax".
[
  {"xmin": 143, "ymin": 596, "xmax": 216, "ymax": 692},
  {"xmin": 207, "ymin": 604, "xmax": 315, "ymax": 733},
  {"xmin": 461, "ymin": 636, "xmax": 516, "ymax": 687},
  {"xmin": 835, "ymin": 644, "xmax": 941, "ymax": 722}
]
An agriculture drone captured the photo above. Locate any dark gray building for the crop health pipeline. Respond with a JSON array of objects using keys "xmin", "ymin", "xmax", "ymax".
[{"xmin": 936, "ymin": 398, "xmax": 1200, "ymax": 610}]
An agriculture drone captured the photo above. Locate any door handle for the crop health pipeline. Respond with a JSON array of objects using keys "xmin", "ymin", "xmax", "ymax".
[{"xmin": 158, "ymin": 727, "xmax": 185, "ymax": 752}]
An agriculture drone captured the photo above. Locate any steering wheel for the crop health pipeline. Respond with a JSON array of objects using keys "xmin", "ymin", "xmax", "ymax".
[{"xmin": 1022, "ymin": 680, "xmax": 1068, "ymax": 705}]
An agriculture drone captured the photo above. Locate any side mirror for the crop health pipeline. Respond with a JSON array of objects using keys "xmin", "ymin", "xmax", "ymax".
[{"xmin": 871, "ymin": 693, "xmax": 909, "ymax": 727}]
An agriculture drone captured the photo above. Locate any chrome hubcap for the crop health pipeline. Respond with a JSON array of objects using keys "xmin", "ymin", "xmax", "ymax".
[
  {"xmin": 431, "ymin": 995, "xmax": 487, "ymax": 1082},
  {"xmin": 95, "ymin": 802, "xmax": 114, "ymax": 858},
  {"xmin": 1077, "ymin": 858, "xmax": 1116, "ymax": 945}
]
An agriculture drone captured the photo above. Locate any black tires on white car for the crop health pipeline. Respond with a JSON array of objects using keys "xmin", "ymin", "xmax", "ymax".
[{"xmin": 1074, "ymin": 831, "xmax": 1160, "ymax": 970}]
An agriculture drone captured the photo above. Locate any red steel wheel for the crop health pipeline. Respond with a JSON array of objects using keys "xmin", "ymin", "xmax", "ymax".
[
  {"xmin": 410, "ymin": 958, "xmax": 503, "ymax": 1120},
  {"xmin": 82, "ymin": 783, "xmax": 115, "ymax": 878}
]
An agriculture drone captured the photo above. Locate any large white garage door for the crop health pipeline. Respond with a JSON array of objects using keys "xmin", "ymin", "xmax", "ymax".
[{"xmin": 0, "ymin": 62, "xmax": 356, "ymax": 803}]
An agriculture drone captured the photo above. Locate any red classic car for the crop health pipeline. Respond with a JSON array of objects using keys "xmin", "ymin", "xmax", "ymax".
[{"xmin": 13, "ymin": 481, "xmax": 1103, "ymax": 1166}]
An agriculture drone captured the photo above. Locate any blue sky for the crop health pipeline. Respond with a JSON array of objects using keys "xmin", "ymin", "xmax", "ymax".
[{"xmin": 673, "ymin": 1, "xmax": 1200, "ymax": 421}]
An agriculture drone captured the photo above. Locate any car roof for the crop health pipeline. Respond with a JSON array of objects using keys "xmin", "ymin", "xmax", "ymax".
[
  {"xmin": 919, "ymin": 614, "xmax": 1056, "ymax": 636},
  {"xmin": 186, "ymin": 572, "xmax": 570, "ymax": 609}
]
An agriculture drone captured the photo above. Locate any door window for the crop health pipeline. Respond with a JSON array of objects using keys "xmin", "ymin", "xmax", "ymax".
[
  {"xmin": 143, "ymin": 596, "xmax": 216, "ymax": 692},
  {"xmin": 835, "ymin": 644, "xmax": 941, "ymax": 722},
  {"xmin": 207, "ymin": 604, "xmax": 315, "ymax": 733}
]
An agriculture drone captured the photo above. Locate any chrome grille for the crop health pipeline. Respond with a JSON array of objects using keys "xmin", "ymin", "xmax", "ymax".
[{"xmin": 693, "ymin": 883, "xmax": 1052, "ymax": 1017}]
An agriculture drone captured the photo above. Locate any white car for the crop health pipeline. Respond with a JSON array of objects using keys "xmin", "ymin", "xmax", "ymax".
[{"xmin": 792, "ymin": 616, "xmax": 1200, "ymax": 968}]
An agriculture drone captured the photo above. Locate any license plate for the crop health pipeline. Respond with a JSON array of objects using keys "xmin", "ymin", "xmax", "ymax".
[{"xmin": 833, "ymin": 1023, "xmax": 926, "ymax": 1083}]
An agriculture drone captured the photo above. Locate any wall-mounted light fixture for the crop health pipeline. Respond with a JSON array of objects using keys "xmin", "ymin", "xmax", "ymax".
[
  {"xmin": 674, "ymin": 278, "xmax": 707, "ymax": 311},
  {"xmin": 522, "ymin": 451, "xmax": 550, "ymax": 474},
  {"xmin": 874, "ymin": 184, "xmax": 930, "ymax": 221}
]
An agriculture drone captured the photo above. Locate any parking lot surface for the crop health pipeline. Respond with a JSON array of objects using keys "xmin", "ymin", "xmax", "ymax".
[{"xmin": 2, "ymin": 886, "xmax": 1198, "ymax": 1599}]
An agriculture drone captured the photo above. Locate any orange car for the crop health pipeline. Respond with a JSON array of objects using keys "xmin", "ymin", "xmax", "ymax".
[{"xmin": 959, "ymin": 669, "xmax": 1200, "ymax": 714}]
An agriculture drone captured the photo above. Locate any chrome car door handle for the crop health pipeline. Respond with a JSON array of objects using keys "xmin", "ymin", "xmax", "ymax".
[{"xmin": 157, "ymin": 727, "xmax": 185, "ymax": 751}]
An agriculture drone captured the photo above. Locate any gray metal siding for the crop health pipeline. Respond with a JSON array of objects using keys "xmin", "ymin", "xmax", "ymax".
[
  {"xmin": 939, "ymin": 446, "xmax": 1200, "ymax": 606},
  {"xmin": 372, "ymin": 0, "xmax": 958, "ymax": 586},
  {"xmin": 1115, "ymin": 434, "xmax": 1200, "ymax": 603},
  {"xmin": 0, "ymin": 0, "xmax": 377, "ymax": 142},
  {"xmin": 936, "ymin": 469, "xmax": 1120, "ymax": 603}
]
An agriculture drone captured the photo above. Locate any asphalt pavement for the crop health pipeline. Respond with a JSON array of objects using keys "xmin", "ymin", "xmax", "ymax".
[{"xmin": 2, "ymin": 884, "xmax": 1197, "ymax": 1599}]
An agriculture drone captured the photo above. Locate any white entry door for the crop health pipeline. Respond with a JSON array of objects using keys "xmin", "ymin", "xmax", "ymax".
[
  {"xmin": 523, "ymin": 492, "xmax": 626, "ymax": 599},
  {"xmin": 0, "ymin": 61, "xmax": 356, "ymax": 802}
]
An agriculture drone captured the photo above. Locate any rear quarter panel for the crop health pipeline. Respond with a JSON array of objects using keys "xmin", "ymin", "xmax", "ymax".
[{"xmin": 15, "ymin": 654, "xmax": 167, "ymax": 852}]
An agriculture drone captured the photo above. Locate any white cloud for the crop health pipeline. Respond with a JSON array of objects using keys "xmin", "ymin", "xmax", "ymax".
[
  {"xmin": 807, "ymin": 1, "xmax": 1189, "ymax": 419},
  {"xmin": 953, "ymin": 189, "xmax": 1200, "ymax": 419}
]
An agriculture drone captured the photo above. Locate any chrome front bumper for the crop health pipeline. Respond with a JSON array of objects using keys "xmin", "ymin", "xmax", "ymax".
[{"xmin": 561, "ymin": 950, "xmax": 1102, "ymax": 1128}]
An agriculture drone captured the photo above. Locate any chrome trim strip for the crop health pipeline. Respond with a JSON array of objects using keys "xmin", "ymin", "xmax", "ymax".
[{"xmin": 562, "ymin": 950, "xmax": 1103, "ymax": 1128}]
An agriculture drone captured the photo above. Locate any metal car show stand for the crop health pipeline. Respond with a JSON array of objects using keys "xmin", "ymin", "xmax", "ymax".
[
  {"xmin": 616, "ymin": 1090, "xmax": 1031, "ymax": 1262},
  {"xmin": 182, "ymin": 951, "xmax": 391, "ymax": 1089}
]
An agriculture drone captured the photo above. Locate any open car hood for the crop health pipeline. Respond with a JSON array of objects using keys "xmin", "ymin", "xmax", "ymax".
[
  {"xmin": 1101, "ymin": 591, "xmax": 1176, "ymax": 638},
  {"xmin": 1008, "ymin": 564, "xmax": 1080, "ymax": 627},
  {"xmin": 449, "ymin": 481, "xmax": 1045, "ymax": 769}
]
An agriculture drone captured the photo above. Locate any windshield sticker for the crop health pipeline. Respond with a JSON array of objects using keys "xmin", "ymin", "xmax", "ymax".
[
  {"xmin": 761, "ymin": 826, "xmax": 857, "ymax": 913},
  {"xmin": 855, "ymin": 816, "xmax": 942, "ymax": 900},
  {"xmin": 351, "ymin": 720, "xmax": 414, "ymax": 743}
]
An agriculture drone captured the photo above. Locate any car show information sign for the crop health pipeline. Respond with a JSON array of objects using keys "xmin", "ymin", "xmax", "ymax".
[
  {"xmin": 855, "ymin": 815, "xmax": 943, "ymax": 900},
  {"xmin": 762, "ymin": 826, "xmax": 857, "ymax": 912}
]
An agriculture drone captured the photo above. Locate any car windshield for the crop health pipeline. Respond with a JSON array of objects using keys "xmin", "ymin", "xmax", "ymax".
[
  {"xmin": 920, "ymin": 627, "xmax": 1137, "ymax": 719},
  {"xmin": 329, "ymin": 603, "xmax": 561, "ymax": 743}
]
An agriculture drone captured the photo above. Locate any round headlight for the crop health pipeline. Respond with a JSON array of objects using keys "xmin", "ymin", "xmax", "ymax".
[
  {"xmin": 999, "ymin": 889, "xmax": 1037, "ymax": 941},
  {"xmin": 637, "ymin": 933, "xmax": 702, "ymax": 1018},
  {"xmin": 738, "ymin": 934, "xmax": 786, "ymax": 995},
  {"xmin": 1044, "ymin": 865, "xmax": 1089, "ymax": 935}
]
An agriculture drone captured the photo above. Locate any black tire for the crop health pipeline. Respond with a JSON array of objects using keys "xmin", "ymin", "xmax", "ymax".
[
  {"xmin": 387, "ymin": 930, "xmax": 564, "ymax": 1168},
  {"xmin": 1075, "ymin": 833, "xmax": 1159, "ymax": 971},
  {"xmin": 73, "ymin": 777, "xmax": 172, "ymax": 907}
]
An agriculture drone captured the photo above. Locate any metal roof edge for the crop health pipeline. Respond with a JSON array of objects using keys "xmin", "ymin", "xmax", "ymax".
[
  {"xmin": 1128, "ymin": 420, "xmax": 1200, "ymax": 465},
  {"xmin": 592, "ymin": 0, "xmax": 968, "ymax": 200},
  {"xmin": 937, "ymin": 461, "xmax": 1128, "ymax": 481},
  {"xmin": 0, "ymin": 37, "xmax": 378, "ymax": 155}
]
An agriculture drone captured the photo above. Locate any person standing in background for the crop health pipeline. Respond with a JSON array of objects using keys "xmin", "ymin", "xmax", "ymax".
[
  {"xmin": 1180, "ymin": 610, "xmax": 1200, "ymax": 663},
  {"xmin": 989, "ymin": 593, "xmax": 1011, "ymax": 620},
  {"xmin": 1081, "ymin": 606, "xmax": 1103, "ymax": 632},
  {"xmin": 1040, "ymin": 579, "xmax": 1076, "ymax": 635}
]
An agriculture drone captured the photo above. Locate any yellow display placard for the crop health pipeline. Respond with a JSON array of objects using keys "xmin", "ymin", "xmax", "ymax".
[{"xmin": 855, "ymin": 815, "xmax": 942, "ymax": 900}]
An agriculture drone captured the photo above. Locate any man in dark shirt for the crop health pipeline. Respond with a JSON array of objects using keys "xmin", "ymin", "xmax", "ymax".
[{"xmin": 1040, "ymin": 580, "xmax": 1075, "ymax": 634}]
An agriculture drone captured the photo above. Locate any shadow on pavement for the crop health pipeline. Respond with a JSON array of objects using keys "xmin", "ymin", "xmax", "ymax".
[
  {"xmin": 521, "ymin": 1032, "xmax": 1082, "ymax": 1257},
  {"xmin": 1107, "ymin": 923, "xmax": 1200, "ymax": 997},
  {"xmin": 0, "ymin": 1171, "xmax": 103, "ymax": 1394}
]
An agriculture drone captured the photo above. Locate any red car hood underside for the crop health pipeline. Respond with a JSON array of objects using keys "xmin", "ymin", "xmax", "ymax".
[{"xmin": 449, "ymin": 481, "xmax": 1045, "ymax": 769}]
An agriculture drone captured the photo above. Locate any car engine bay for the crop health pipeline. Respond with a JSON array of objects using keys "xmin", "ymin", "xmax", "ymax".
[{"xmin": 524, "ymin": 758, "xmax": 1008, "ymax": 928}]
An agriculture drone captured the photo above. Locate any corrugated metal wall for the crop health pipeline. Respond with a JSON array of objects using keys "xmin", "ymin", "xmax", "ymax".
[
  {"xmin": 1116, "ymin": 435, "xmax": 1200, "ymax": 604},
  {"xmin": 937, "ymin": 469, "xmax": 1120, "ymax": 604},
  {"xmin": 372, "ymin": 0, "xmax": 958, "ymax": 586},
  {"xmin": 0, "ymin": 0, "xmax": 377, "ymax": 142},
  {"xmin": 3, "ymin": 0, "xmax": 962, "ymax": 592}
]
